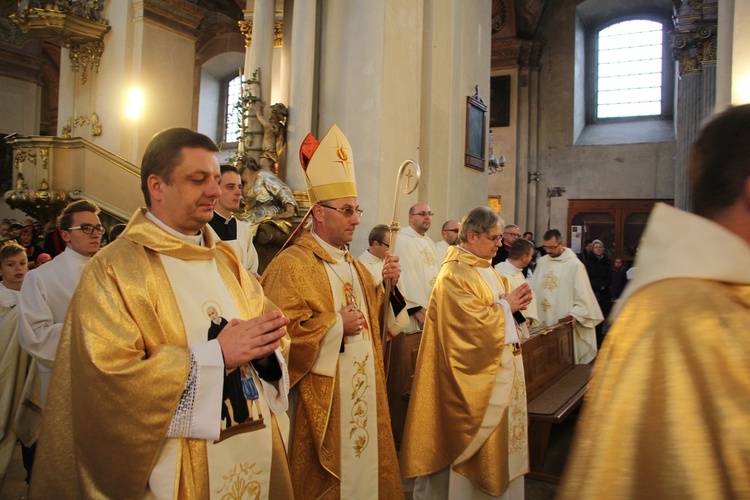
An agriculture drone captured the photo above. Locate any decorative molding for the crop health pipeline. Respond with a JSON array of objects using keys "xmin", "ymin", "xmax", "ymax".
[
  {"xmin": 491, "ymin": 38, "xmax": 543, "ymax": 70},
  {"xmin": 491, "ymin": 0, "xmax": 508, "ymax": 35},
  {"xmin": 142, "ymin": 0, "xmax": 204, "ymax": 40},
  {"xmin": 69, "ymin": 40, "xmax": 104, "ymax": 84},
  {"xmin": 669, "ymin": 0, "xmax": 718, "ymax": 76},
  {"xmin": 239, "ymin": 19, "xmax": 252, "ymax": 47},
  {"xmin": 238, "ymin": 19, "xmax": 284, "ymax": 48}
]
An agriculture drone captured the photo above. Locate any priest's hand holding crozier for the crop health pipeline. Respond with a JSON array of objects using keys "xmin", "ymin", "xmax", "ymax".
[
  {"xmin": 503, "ymin": 283, "xmax": 533, "ymax": 313},
  {"xmin": 216, "ymin": 310, "xmax": 290, "ymax": 368},
  {"xmin": 382, "ymin": 253, "xmax": 401, "ymax": 286}
]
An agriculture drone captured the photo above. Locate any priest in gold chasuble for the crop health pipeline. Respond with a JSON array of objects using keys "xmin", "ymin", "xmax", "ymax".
[
  {"xmin": 29, "ymin": 129, "xmax": 293, "ymax": 499},
  {"xmin": 560, "ymin": 105, "xmax": 750, "ymax": 498},
  {"xmin": 261, "ymin": 124, "xmax": 403, "ymax": 499},
  {"xmin": 400, "ymin": 207, "xmax": 533, "ymax": 499}
]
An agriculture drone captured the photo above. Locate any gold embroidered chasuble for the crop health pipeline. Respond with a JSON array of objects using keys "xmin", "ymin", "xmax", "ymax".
[
  {"xmin": 400, "ymin": 246, "xmax": 528, "ymax": 497},
  {"xmin": 260, "ymin": 230, "xmax": 402, "ymax": 499},
  {"xmin": 560, "ymin": 204, "xmax": 750, "ymax": 498},
  {"xmin": 29, "ymin": 209, "xmax": 292, "ymax": 499}
]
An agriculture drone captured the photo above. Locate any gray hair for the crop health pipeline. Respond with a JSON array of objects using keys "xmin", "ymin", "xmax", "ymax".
[{"xmin": 458, "ymin": 207, "xmax": 502, "ymax": 243}]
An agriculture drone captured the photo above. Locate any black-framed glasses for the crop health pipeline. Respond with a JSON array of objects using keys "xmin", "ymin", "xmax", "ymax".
[
  {"xmin": 67, "ymin": 224, "xmax": 105, "ymax": 235},
  {"xmin": 503, "ymin": 231, "xmax": 521, "ymax": 238},
  {"xmin": 319, "ymin": 204, "xmax": 364, "ymax": 218},
  {"xmin": 377, "ymin": 240, "xmax": 390, "ymax": 248},
  {"xmin": 481, "ymin": 233, "xmax": 503, "ymax": 243},
  {"xmin": 410, "ymin": 211, "xmax": 434, "ymax": 217},
  {"xmin": 542, "ymin": 242, "xmax": 562, "ymax": 251},
  {"xmin": 443, "ymin": 229, "xmax": 459, "ymax": 233}
]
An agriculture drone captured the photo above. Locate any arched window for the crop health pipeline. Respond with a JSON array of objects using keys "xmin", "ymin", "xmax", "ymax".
[
  {"xmin": 224, "ymin": 75, "xmax": 242, "ymax": 143},
  {"xmin": 596, "ymin": 19, "xmax": 664, "ymax": 119}
]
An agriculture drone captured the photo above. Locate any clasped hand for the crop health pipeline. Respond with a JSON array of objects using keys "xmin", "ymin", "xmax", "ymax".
[
  {"xmin": 501, "ymin": 283, "xmax": 533, "ymax": 313},
  {"xmin": 217, "ymin": 310, "xmax": 289, "ymax": 369}
]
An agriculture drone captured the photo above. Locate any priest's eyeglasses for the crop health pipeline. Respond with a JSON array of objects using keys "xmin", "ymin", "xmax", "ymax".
[
  {"xmin": 481, "ymin": 233, "xmax": 503, "ymax": 243},
  {"xmin": 67, "ymin": 224, "xmax": 105, "ymax": 235},
  {"xmin": 319, "ymin": 204, "xmax": 364, "ymax": 218}
]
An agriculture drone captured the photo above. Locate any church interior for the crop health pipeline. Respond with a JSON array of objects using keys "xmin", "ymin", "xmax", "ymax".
[{"xmin": 0, "ymin": 0, "xmax": 747, "ymax": 497}]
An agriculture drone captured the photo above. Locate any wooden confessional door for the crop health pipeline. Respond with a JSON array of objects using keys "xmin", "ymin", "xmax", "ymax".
[{"xmin": 567, "ymin": 199, "xmax": 672, "ymax": 265}]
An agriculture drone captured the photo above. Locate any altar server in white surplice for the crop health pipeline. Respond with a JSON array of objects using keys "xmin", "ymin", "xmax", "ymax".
[
  {"xmin": 18, "ymin": 199, "xmax": 103, "ymax": 408},
  {"xmin": 29, "ymin": 128, "xmax": 293, "ymax": 499}
]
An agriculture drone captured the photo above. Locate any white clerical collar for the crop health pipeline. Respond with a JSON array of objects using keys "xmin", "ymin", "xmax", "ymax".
[
  {"xmin": 146, "ymin": 211, "xmax": 205, "ymax": 246},
  {"xmin": 311, "ymin": 231, "xmax": 347, "ymax": 261},
  {"xmin": 366, "ymin": 249, "xmax": 384, "ymax": 262},
  {"xmin": 214, "ymin": 211, "xmax": 234, "ymax": 224},
  {"xmin": 500, "ymin": 260, "xmax": 523, "ymax": 272}
]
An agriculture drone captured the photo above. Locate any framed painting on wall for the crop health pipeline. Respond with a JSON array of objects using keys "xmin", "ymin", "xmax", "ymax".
[{"xmin": 465, "ymin": 87, "xmax": 487, "ymax": 171}]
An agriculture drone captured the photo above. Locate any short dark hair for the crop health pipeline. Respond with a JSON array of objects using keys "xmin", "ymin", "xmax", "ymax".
[
  {"xmin": 543, "ymin": 229, "xmax": 562, "ymax": 242},
  {"xmin": 690, "ymin": 104, "xmax": 750, "ymax": 219},
  {"xmin": 0, "ymin": 242, "xmax": 25, "ymax": 262},
  {"xmin": 509, "ymin": 238, "xmax": 534, "ymax": 260},
  {"xmin": 58, "ymin": 200, "xmax": 100, "ymax": 231},
  {"xmin": 459, "ymin": 207, "xmax": 501, "ymax": 243},
  {"xmin": 140, "ymin": 128, "xmax": 219, "ymax": 207},
  {"xmin": 523, "ymin": 231, "xmax": 533, "ymax": 239},
  {"xmin": 368, "ymin": 224, "xmax": 389, "ymax": 246},
  {"xmin": 220, "ymin": 164, "xmax": 239, "ymax": 176}
]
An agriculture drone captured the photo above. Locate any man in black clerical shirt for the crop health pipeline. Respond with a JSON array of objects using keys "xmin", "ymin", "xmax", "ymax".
[{"xmin": 209, "ymin": 164, "xmax": 259, "ymax": 276}]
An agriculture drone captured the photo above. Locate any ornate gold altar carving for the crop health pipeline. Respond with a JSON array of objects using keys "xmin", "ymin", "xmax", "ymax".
[
  {"xmin": 11, "ymin": 3, "xmax": 110, "ymax": 85},
  {"xmin": 5, "ymin": 144, "xmax": 67, "ymax": 221}
]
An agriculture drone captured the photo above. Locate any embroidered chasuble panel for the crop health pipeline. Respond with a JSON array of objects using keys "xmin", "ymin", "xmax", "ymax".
[{"xmin": 160, "ymin": 256, "xmax": 275, "ymax": 500}]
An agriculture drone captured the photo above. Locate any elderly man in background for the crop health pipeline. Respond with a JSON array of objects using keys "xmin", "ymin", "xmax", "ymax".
[{"xmin": 401, "ymin": 206, "xmax": 532, "ymax": 499}]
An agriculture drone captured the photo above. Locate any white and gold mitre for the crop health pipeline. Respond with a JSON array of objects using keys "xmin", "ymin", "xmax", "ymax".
[{"xmin": 299, "ymin": 124, "xmax": 357, "ymax": 204}]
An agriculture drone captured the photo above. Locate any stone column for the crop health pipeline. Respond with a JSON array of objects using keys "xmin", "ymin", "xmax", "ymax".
[
  {"xmin": 246, "ymin": 0, "xmax": 275, "ymax": 100},
  {"xmin": 669, "ymin": 0, "xmax": 718, "ymax": 211},
  {"xmin": 285, "ymin": 0, "xmax": 317, "ymax": 192}
]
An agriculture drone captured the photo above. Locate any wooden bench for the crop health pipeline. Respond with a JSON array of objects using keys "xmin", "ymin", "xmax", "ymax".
[{"xmin": 522, "ymin": 319, "xmax": 593, "ymax": 483}]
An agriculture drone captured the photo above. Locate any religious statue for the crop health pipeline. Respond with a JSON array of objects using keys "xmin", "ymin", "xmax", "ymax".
[
  {"xmin": 256, "ymin": 101, "xmax": 287, "ymax": 177},
  {"xmin": 236, "ymin": 156, "xmax": 299, "ymax": 273},
  {"xmin": 237, "ymin": 156, "xmax": 297, "ymax": 227}
]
